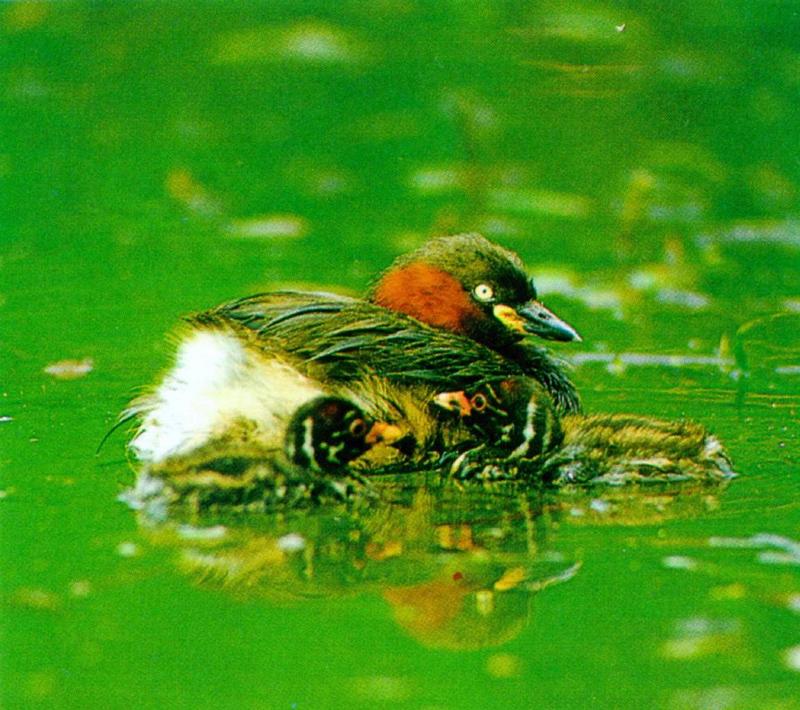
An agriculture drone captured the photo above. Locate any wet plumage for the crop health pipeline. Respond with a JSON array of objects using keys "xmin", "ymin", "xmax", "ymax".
[
  {"xmin": 185, "ymin": 234, "xmax": 582, "ymax": 415},
  {"xmin": 201, "ymin": 291, "xmax": 535, "ymax": 388},
  {"xmin": 543, "ymin": 413, "xmax": 735, "ymax": 484},
  {"xmin": 126, "ymin": 396, "xmax": 399, "ymax": 511},
  {"xmin": 127, "ymin": 234, "xmax": 583, "ymax": 477},
  {"xmin": 127, "ymin": 318, "xmax": 477, "ymax": 471},
  {"xmin": 435, "ymin": 378, "xmax": 735, "ymax": 484}
]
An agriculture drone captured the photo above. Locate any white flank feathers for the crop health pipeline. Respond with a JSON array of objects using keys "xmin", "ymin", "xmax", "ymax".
[{"xmin": 129, "ymin": 328, "xmax": 324, "ymax": 463}]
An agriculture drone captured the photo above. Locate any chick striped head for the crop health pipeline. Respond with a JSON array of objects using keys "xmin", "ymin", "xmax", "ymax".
[
  {"xmin": 285, "ymin": 397, "xmax": 401, "ymax": 472},
  {"xmin": 433, "ymin": 378, "xmax": 562, "ymax": 460}
]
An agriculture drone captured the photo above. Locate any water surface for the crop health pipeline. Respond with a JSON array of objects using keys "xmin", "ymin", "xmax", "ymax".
[{"xmin": 3, "ymin": 2, "xmax": 799, "ymax": 708}]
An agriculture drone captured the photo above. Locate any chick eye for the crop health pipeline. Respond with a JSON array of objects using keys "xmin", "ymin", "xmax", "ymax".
[
  {"xmin": 473, "ymin": 283, "xmax": 494, "ymax": 302},
  {"xmin": 349, "ymin": 419, "xmax": 367, "ymax": 437},
  {"xmin": 470, "ymin": 394, "xmax": 488, "ymax": 411}
]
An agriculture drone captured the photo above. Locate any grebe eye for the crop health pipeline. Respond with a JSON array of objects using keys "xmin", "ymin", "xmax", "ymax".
[
  {"xmin": 471, "ymin": 393, "xmax": 488, "ymax": 411},
  {"xmin": 349, "ymin": 418, "xmax": 367, "ymax": 437},
  {"xmin": 473, "ymin": 283, "xmax": 494, "ymax": 302}
]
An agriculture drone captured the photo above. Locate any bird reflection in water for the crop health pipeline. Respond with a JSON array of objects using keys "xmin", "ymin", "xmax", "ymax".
[{"xmin": 122, "ymin": 470, "xmax": 731, "ymax": 651}]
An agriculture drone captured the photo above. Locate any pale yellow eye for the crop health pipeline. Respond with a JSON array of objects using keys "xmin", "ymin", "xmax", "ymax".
[{"xmin": 473, "ymin": 283, "xmax": 494, "ymax": 302}]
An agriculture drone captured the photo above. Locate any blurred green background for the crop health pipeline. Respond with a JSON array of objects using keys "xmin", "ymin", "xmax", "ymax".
[{"xmin": 2, "ymin": 1, "xmax": 799, "ymax": 708}]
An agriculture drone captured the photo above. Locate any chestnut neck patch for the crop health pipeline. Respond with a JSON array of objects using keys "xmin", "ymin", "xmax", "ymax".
[{"xmin": 372, "ymin": 262, "xmax": 484, "ymax": 335}]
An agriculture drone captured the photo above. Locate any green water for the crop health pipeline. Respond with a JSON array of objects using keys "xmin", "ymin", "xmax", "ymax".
[{"xmin": 2, "ymin": 2, "xmax": 800, "ymax": 708}]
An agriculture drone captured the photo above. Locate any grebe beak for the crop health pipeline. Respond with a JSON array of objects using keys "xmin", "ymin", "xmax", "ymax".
[{"xmin": 508, "ymin": 300, "xmax": 582, "ymax": 342}]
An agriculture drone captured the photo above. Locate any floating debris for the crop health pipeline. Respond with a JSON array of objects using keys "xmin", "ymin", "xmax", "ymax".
[
  {"xmin": 654, "ymin": 288, "xmax": 710, "ymax": 310},
  {"xmin": 783, "ymin": 645, "xmax": 800, "ymax": 672},
  {"xmin": 590, "ymin": 498, "xmax": 611, "ymax": 514},
  {"xmin": 534, "ymin": 271, "xmax": 625, "ymax": 318},
  {"xmin": 708, "ymin": 533, "xmax": 800, "ymax": 566},
  {"xmin": 518, "ymin": 10, "xmax": 631, "ymax": 43},
  {"xmin": 226, "ymin": 214, "xmax": 308, "ymax": 240},
  {"xmin": 68, "ymin": 580, "xmax": 92, "ymax": 598},
  {"xmin": 43, "ymin": 358, "xmax": 94, "ymax": 380},
  {"xmin": 708, "ymin": 583, "xmax": 746, "ymax": 601},
  {"xmin": 670, "ymin": 687, "xmax": 741, "ymax": 710},
  {"xmin": 165, "ymin": 168, "xmax": 222, "ymax": 218},
  {"xmin": 661, "ymin": 617, "xmax": 741, "ymax": 660},
  {"xmin": 526, "ymin": 562, "xmax": 582, "ymax": 592},
  {"xmin": 276, "ymin": 533, "xmax": 306, "ymax": 552},
  {"xmin": 365, "ymin": 540, "xmax": 403, "ymax": 560},
  {"xmin": 474, "ymin": 214, "xmax": 524, "ymax": 239},
  {"xmin": 177, "ymin": 525, "xmax": 227, "ymax": 541},
  {"xmin": 662, "ymin": 555, "xmax": 699, "ymax": 571},
  {"xmin": 116, "ymin": 541, "xmax": 139, "ymax": 558},
  {"xmin": 648, "ymin": 200, "xmax": 705, "ymax": 224},
  {"xmin": 487, "ymin": 187, "xmax": 593, "ymax": 218},
  {"xmin": 486, "ymin": 652, "xmax": 523, "ymax": 679},
  {"xmin": 297, "ymin": 167, "xmax": 352, "ymax": 198},
  {"xmin": 697, "ymin": 220, "xmax": 800, "ymax": 250},
  {"xmin": 657, "ymin": 50, "xmax": 738, "ymax": 86},
  {"xmin": 350, "ymin": 676, "xmax": 412, "ymax": 703},
  {"xmin": 475, "ymin": 589, "xmax": 495, "ymax": 616},
  {"xmin": 757, "ymin": 551, "xmax": 800, "ymax": 567},
  {"xmin": 569, "ymin": 351, "xmax": 735, "ymax": 371},
  {"xmin": 494, "ymin": 567, "xmax": 526, "ymax": 592},
  {"xmin": 213, "ymin": 22, "xmax": 368, "ymax": 65},
  {"xmin": 408, "ymin": 165, "xmax": 468, "ymax": 195},
  {"xmin": 11, "ymin": 587, "xmax": 60, "ymax": 611}
]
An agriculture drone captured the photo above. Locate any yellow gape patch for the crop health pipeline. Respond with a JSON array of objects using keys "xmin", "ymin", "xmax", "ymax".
[{"xmin": 492, "ymin": 304, "xmax": 527, "ymax": 334}]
